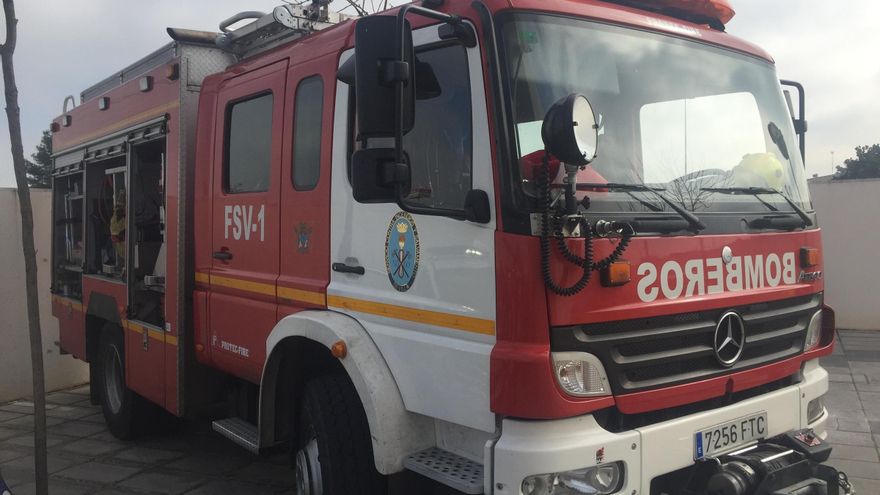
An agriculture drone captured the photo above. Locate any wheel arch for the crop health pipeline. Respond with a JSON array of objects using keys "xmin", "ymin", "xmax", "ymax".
[{"xmin": 259, "ymin": 310, "xmax": 434, "ymax": 475}]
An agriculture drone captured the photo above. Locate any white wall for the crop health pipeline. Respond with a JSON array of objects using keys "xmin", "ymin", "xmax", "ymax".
[
  {"xmin": 0, "ymin": 188, "xmax": 89, "ymax": 402},
  {"xmin": 809, "ymin": 178, "xmax": 880, "ymax": 330}
]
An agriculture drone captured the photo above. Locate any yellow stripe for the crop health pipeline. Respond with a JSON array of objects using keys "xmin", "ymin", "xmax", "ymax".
[
  {"xmin": 53, "ymin": 295, "xmax": 84, "ymax": 312},
  {"xmin": 278, "ymin": 286, "xmax": 326, "ymax": 306},
  {"xmin": 200, "ymin": 273, "xmax": 325, "ymax": 306},
  {"xmin": 327, "ymin": 295, "xmax": 496, "ymax": 336},
  {"xmin": 198, "ymin": 274, "xmax": 489, "ymax": 336},
  {"xmin": 210, "ymin": 274, "xmax": 276, "ymax": 297},
  {"xmin": 125, "ymin": 320, "xmax": 178, "ymax": 347},
  {"xmin": 55, "ymin": 100, "xmax": 180, "ymax": 152}
]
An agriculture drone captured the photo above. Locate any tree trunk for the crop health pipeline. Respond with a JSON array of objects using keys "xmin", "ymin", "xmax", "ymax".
[{"xmin": 1, "ymin": 1, "xmax": 49, "ymax": 494}]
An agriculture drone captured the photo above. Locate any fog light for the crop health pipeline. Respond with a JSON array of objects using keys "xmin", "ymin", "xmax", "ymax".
[
  {"xmin": 522, "ymin": 462, "xmax": 625, "ymax": 495},
  {"xmin": 805, "ymin": 310, "xmax": 822, "ymax": 350},
  {"xmin": 807, "ymin": 395, "xmax": 826, "ymax": 424},
  {"xmin": 552, "ymin": 352, "xmax": 610, "ymax": 397}
]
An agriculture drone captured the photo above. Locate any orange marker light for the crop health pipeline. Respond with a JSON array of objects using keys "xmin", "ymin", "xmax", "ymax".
[
  {"xmin": 331, "ymin": 340, "xmax": 347, "ymax": 359},
  {"xmin": 601, "ymin": 261, "xmax": 631, "ymax": 287},
  {"xmin": 800, "ymin": 247, "xmax": 819, "ymax": 268}
]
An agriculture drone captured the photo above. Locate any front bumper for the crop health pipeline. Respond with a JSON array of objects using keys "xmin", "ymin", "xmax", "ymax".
[{"xmin": 493, "ymin": 359, "xmax": 829, "ymax": 495}]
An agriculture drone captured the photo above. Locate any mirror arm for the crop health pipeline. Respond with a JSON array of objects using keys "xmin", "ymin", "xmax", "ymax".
[
  {"xmin": 394, "ymin": 4, "xmax": 465, "ymax": 164},
  {"xmin": 780, "ymin": 79, "xmax": 807, "ymax": 161},
  {"xmin": 387, "ymin": 5, "xmax": 476, "ymax": 222}
]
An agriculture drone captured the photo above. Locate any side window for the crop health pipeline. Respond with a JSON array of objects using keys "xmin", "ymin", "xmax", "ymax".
[
  {"xmin": 225, "ymin": 93, "xmax": 273, "ymax": 193},
  {"xmin": 403, "ymin": 44, "xmax": 473, "ymax": 210},
  {"xmin": 292, "ymin": 76, "xmax": 324, "ymax": 190}
]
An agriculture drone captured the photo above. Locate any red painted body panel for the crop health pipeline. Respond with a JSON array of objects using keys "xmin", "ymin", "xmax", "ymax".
[
  {"xmin": 53, "ymin": 296, "xmax": 86, "ymax": 360},
  {"xmin": 547, "ymin": 230, "xmax": 823, "ymax": 327},
  {"xmin": 52, "ymin": 61, "xmax": 185, "ymax": 414},
  {"xmin": 492, "ymin": 230, "xmax": 827, "ymax": 418},
  {"xmin": 276, "ymin": 53, "xmax": 335, "ymax": 316},
  {"xmin": 206, "ymin": 60, "xmax": 288, "ymax": 383},
  {"xmin": 492, "ymin": 231, "xmax": 618, "ymax": 418}
]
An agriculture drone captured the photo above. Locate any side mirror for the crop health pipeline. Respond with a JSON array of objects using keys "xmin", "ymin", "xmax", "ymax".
[
  {"xmin": 541, "ymin": 93, "xmax": 598, "ymax": 166},
  {"xmin": 350, "ymin": 148, "xmax": 410, "ymax": 203},
  {"xmin": 354, "ymin": 16, "xmax": 415, "ymax": 139}
]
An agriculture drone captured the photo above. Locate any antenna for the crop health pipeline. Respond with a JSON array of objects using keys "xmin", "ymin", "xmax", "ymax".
[{"xmin": 215, "ymin": 2, "xmax": 353, "ymax": 58}]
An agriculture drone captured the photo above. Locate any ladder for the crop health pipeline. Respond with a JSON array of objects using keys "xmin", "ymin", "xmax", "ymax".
[{"xmin": 214, "ymin": 2, "xmax": 355, "ymax": 59}]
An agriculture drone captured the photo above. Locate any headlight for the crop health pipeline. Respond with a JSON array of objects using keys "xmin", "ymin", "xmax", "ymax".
[
  {"xmin": 552, "ymin": 352, "xmax": 610, "ymax": 397},
  {"xmin": 808, "ymin": 395, "xmax": 826, "ymax": 424},
  {"xmin": 522, "ymin": 462, "xmax": 625, "ymax": 495},
  {"xmin": 805, "ymin": 310, "xmax": 822, "ymax": 350}
]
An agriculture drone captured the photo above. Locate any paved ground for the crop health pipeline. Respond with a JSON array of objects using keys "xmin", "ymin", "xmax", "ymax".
[{"xmin": 0, "ymin": 330, "xmax": 878, "ymax": 494}]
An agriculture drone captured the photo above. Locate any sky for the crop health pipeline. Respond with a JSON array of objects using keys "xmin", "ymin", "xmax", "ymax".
[{"xmin": 0, "ymin": 0, "xmax": 877, "ymax": 187}]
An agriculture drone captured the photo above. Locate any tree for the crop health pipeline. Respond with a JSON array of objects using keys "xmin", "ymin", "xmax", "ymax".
[
  {"xmin": 835, "ymin": 144, "xmax": 880, "ymax": 180},
  {"xmin": 0, "ymin": 1, "xmax": 49, "ymax": 494},
  {"xmin": 26, "ymin": 129, "xmax": 52, "ymax": 188}
]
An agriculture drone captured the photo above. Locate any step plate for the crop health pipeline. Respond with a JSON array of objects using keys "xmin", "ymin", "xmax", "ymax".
[
  {"xmin": 404, "ymin": 447, "xmax": 484, "ymax": 494},
  {"xmin": 212, "ymin": 418, "xmax": 259, "ymax": 454}
]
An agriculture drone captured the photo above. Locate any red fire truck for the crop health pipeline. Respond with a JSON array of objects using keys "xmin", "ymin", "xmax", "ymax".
[{"xmin": 49, "ymin": 0, "xmax": 848, "ymax": 493}]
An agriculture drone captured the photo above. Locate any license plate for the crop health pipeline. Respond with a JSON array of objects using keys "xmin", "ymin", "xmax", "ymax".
[{"xmin": 694, "ymin": 412, "xmax": 767, "ymax": 459}]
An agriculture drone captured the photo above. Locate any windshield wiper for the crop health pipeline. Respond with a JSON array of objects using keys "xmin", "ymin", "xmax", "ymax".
[
  {"xmin": 702, "ymin": 186, "xmax": 813, "ymax": 228},
  {"xmin": 577, "ymin": 182, "xmax": 706, "ymax": 232}
]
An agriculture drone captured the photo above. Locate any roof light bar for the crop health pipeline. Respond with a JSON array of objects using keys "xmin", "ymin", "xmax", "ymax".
[{"xmin": 601, "ymin": 0, "xmax": 735, "ymax": 30}]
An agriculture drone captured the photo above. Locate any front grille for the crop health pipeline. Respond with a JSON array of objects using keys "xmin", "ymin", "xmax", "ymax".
[{"xmin": 551, "ymin": 293, "xmax": 822, "ymax": 395}]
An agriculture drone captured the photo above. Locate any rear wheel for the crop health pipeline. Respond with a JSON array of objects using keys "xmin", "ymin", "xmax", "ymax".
[
  {"xmin": 293, "ymin": 373, "xmax": 386, "ymax": 495},
  {"xmin": 98, "ymin": 325, "xmax": 148, "ymax": 440}
]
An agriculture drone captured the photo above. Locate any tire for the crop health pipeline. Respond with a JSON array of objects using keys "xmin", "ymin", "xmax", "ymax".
[
  {"xmin": 97, "ymin": 325, "xmax": 148, "ymax": 440},
  {"xmin": 293, "ymin": 373, "xmax": 386, "ymax": 495}
]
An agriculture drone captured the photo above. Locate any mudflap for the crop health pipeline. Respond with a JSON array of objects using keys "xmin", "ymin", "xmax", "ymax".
[{"xmin": 680, "ymin": 429, "xmax": 855, "ymax": 495}]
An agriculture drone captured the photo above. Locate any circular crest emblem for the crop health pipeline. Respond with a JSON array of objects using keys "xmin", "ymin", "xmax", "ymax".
[
  {"xmin": 714, "ymin": 311, "xmax": 746, "ymax": 367},
  {"xmin": 385, "ymin": 211, "xmax": 420, "ymax": 292}
]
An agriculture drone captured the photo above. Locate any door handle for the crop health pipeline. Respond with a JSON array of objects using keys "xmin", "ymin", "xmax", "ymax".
[
  {"xmin": 332, "ymin": 263, "xmax": 365, "ymax": 275},
  {"xmin": 213, "ymin": 251, "xmax": 233, "ymax": 261}
]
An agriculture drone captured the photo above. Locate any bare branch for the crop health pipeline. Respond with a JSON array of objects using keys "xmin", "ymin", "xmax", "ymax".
[{"xmin": 341, "ymin": 0, "xmax": 368, "ymax": 16}]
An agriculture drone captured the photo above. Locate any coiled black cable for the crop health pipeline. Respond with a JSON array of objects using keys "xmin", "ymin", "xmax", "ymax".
[
  {"xmin": 537, "ymin": 152, "xmax": 634, "ymax": 297},
  {"xmin": 554, "ymin": 216, "xmax": 633, "ymax": 271}
]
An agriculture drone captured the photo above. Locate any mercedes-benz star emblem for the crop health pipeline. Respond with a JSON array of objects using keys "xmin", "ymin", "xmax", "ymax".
[{"xmin": 714, "ymin": 311, "xmax": 746, "ymax": 367}]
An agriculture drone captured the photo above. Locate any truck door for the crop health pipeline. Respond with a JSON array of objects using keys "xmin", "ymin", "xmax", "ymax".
[
  {"xmin": 328, "ymin": 27, "xmax": 497, "ymax": 432},
  {"xmin": 209, "ymin": 60, "xmax": 287, "ymax": 382},
  {"xmin": 278, "ymin": 59, "xmax": 333, "ymax": 314}
]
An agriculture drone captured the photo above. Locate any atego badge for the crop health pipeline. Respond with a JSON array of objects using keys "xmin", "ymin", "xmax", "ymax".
[{"xmin": 385, "ymin": 212, "xmax": 420, "ymax": 292}]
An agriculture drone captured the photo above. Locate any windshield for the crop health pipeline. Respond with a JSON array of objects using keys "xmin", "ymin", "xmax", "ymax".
[{"xmin": 501, "ymin": 14, "xmax": 812, "ymax": 215}]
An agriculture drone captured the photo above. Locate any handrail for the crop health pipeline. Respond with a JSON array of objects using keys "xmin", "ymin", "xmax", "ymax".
[{"xmin": 219, "ymin": 11, "xmax": 267, "ymax": 33}]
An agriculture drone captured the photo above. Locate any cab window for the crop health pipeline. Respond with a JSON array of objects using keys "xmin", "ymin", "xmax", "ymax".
[
  {"xmin": 225, "ymin": 93, "xmax": 273, "ymax": 193},
  {"xmin": 292, "ymin": 76, "xmax": 323, "ymax": 190},
  {"xmin": 402, "ymin": 44, "xmax": 473, "ymax": 210}
]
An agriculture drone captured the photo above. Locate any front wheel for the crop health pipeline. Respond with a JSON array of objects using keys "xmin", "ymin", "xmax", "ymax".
[{"xmin": 293, "ymin": 373, "xmax": 386, "ymax": 495}]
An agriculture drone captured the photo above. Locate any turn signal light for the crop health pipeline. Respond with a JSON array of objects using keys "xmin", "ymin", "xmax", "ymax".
[
  {"xmin": 331, "ymin": 340, "xmax": 347, "ymax": 359},
  {"xmin": 800, "ymin": 247, "xmax": 819, "ymax": 268},
  {"xmin": 601, "ymin": 261, "xmax": 631, "ymax": 287}
]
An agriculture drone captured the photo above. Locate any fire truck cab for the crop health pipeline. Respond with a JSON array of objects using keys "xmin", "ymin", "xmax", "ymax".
[{"xmin": 50, "ymin": 0, "xmax": 847, "ymax": 493}]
